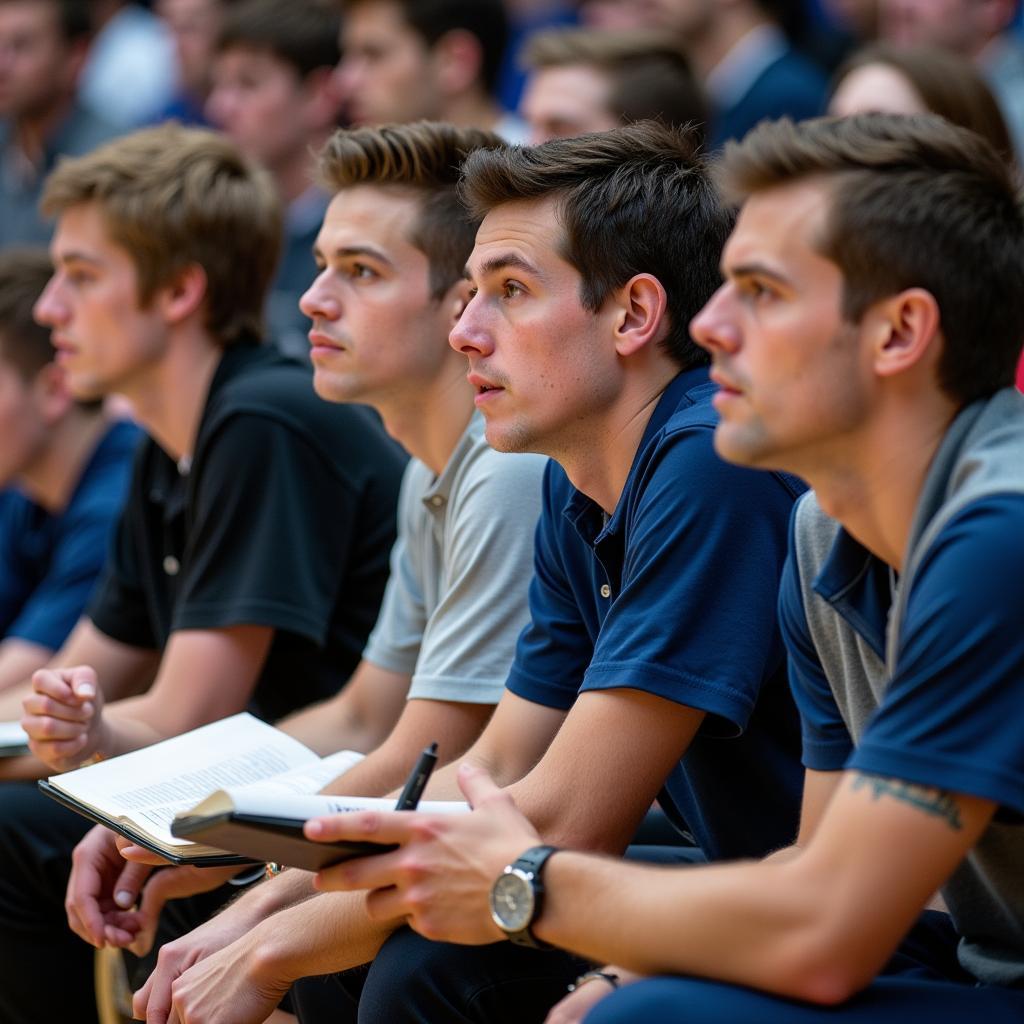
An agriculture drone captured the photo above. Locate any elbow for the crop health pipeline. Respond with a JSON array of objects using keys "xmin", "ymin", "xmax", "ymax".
[{"xmin": 767, "ymin": 929, "xmax": 878, "ymax": 1006}]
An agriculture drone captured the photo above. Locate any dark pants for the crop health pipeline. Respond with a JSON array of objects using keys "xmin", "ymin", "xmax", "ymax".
[
  {"xmin": 587, "ymin": 912, "xmax": 1024, "ymax": 1024},
  {"xmin": 0, "ymin": 782, "xmax": 97, "ymax": 1024}
]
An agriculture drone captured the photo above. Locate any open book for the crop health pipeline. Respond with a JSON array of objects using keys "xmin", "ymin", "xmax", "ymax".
[
  {"xmin": 39, "ymin": 713, "xmax": 367, "ymax": 865},
  {"xmin": 0, "ymin": 720, "xmax": 30, "ymax": 757}
]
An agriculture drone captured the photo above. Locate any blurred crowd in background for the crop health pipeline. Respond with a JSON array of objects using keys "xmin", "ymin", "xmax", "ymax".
[{"xmin": 2, "ymin": 0, "xmax": 1024, "ymax": 381}]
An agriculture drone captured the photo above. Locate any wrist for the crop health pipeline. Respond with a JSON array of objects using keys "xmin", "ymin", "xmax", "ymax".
[{"xmin": 568, "ymin": 969, "xmax": 620, "ymax": 993}]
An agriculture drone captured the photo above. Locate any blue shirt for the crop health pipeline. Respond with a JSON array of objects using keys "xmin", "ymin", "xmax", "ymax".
[
  {"xmin": 781, "ymin": 494, "xmax": 1024, "ymax": 820},
  {"xmin": 0, "ymin": 420, "xmax": 139, "ymax": 651},
  {"xmin": 507, "ymin": 368, "xmax": 806, "ymax": 860}
]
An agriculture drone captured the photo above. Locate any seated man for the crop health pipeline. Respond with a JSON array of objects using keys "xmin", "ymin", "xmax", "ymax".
[
  {"xmin": 314, "ymin": 113, "xmax": 1024, "ymax": 1024},
  {"xmin": 0, "ymin": 123, "xmax": 406, "ymax": 1024},
  {"xmin": 136, "ymin": 123, "xmax": 806, "ymax": 1024},
  {"xmin": 63, "ymin": 121, "xmax": 546, "ymax": 999},
  {"xmin": 0, "ymin": 249, "xmax": 136, "ymax": 699}
]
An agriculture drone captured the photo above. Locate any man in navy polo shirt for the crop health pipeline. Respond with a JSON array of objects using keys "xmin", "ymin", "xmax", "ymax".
[
  {"xmin": 314, "ymin": 114, "xmax": 1024, "ymax": 1024},
  {"xmin": 154, "ymin": 122, "xmax": 806, "ymax": 1024},
  {"xmin": 0, "ymin": 249, "xmax": 136, "ymax": 704}
]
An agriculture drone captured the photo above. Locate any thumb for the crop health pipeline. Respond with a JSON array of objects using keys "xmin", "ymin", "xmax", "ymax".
[
  {"xmin": 113, "ymin": 860, "xmax": 153, "ymax": 909},
  {"xmin": 456, "ymin": 761, "xmax": 503, "ymax": 809}
]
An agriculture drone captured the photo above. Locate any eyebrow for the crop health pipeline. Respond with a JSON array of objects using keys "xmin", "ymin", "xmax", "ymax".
[
  {"xmin": 724, "ymin": 261, "xmax": 793, "ymax": 288},
  {"xmin": 466, "ymin": 252, "xmax": 541, "ymax": 283},
  {"xmin": 54, "ymin": 250, "xmax": 105, "ymax": 268},
  {"xmin": 313, "ymin": 244, "xmax": 393, "ymax": 268}
]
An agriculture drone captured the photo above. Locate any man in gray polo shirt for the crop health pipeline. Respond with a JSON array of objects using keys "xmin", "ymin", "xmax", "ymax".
[{"xmin": 59, "ymin": 123, "xmax": 546, "ymax": 1009}]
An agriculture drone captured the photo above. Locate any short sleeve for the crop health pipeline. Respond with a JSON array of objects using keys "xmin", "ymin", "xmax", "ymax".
[
  {"xmin": 778, "ymin": 517, "xmax": 854, "ymax": 770},
  {"xmin": 408, "ymin": 450, "xmax": 545, "ymax": 703},
  {"xmin": 581, "ymin": 426, "xmax": 795, "ymax": 734},
  {"xmin": 505, "ymin": 463, "xmax": 598, "ymax": 710},
  {"xmin": 171, "ymin": 413, "xmax": 360, "ymax": 642},
  {"xmin": 850, "ymin": 495, "xmax": 1024, "ymax": 815}
]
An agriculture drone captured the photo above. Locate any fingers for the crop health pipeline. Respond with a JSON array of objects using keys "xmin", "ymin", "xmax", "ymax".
[
  {"xmin": 29, "ymin": 665, "xmax": 97, "ymax": 705},
  {"xmin": 116, "ymin": 839, "xmax": 172, "ymax": 866},
  {"xmin": 313, "ymin": 844, "xmax": 406, "ymax": 894},
  {"xmin": 455, "ymin": 761, "xmax": 504, "ymax": 808},
  {"xmin": 304, "ymin": 808, "xmax": 421, "ymax": 845},
  {"xmin": 114, "ymin": 860, "xmax": 154, "ymax": 909}
]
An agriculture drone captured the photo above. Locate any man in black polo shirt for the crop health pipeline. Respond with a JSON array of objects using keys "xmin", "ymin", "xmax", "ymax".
[{"xmin": 0, "ymin": 123, "xmax": 405, "ymax": 1024}]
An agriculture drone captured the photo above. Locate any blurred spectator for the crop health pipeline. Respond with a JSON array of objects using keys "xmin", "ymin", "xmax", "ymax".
[
  {"xmin": 0, "ymin": 0, "xmax": 119, "ymax": 246},
  {"xmin": 880, "ymin": 0, "xmax": 1024, "ymax": 161},
  {"xmin": 152, "ymin": 0, "xmax": 232, "ymax": 125},
  {"xmin": 494, "ymin": 0, "xmax": 576, "ymax": 112},
  {"xmin": 623, "ymin": 0, "xmax": 828, "ymax": 146},
  {"xmin": 830, "ymin": 42, "xmax": 1015, "ymax": 163},
  {"xmin": 78, "ymin": 1, "xmax": 177, "ymax": 128},
  {"xmin": 821, "ymin": 0, "xmax": 879, "ymax": 40},
  {"xmin": 206, "ymin": 0, "xmax": 343, "ymax": 357},
  {"xmin": 0, "ymin": 249, "xmax": 137, "ymax": 697},
  {"xmin": 520, "ymin": 27, "xmax": 707, "ymax": 146},
  {"xmin": 337, "ymin": 0, "xmax": 528, "ymax": 141},
  {"xmin": 578, "ymin": 0, "xmax": 666, "ymax": 30}
]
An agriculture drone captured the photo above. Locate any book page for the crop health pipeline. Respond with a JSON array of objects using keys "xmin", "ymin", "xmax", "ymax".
[
  {"xmin": 51, "ymin": 714, "xmax": 320, "ymax": 845},
  {"xmin": 229, "ymin": 748, "xmax": 366, "ymax": 798},
  {"xmin": 0, "ymin": 720, "xmax": 29, "ymax": 755}
]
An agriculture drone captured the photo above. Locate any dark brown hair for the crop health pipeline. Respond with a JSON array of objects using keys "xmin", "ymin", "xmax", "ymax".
[
  {"xmin": 460, "ymin": 120, "xmax": 731, "ymax": 369},
  {"xmin": 523, "ymin": 28, "xmax": 707, "ymax": 146},
  {"xmin": 42, "ymin": 123, "xmax": 283, "ymax": 347},
  {"xmin": 832, "ymin": 43, "xmax": 1015, "ymax": 166},
  {"xmin": 318, "ymin": 121, "xmax": 505, "ymax": 298},
  {"xmin": 0, "ymin": 249, "xmax": 55, "ymax": 379},
  {"xmin": 718, "ymin": 113, "xmax": 1024, "ymax": 405}
]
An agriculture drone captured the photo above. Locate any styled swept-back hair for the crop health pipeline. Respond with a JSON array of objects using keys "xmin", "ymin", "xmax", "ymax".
[
  {"xmin": 460, "ymin": 120, "xmax": 731, "ymax": 369},
  {"xmin": 318, "ymin": 121, "xmax": 506, "ymax": 299},
  {"xmin": 41, "ymin": 123, "xmax": 282, "ymax": 347},
  {"xmin": 718, "ymin": 114, "xmax": 1024, "ymax": 405}
]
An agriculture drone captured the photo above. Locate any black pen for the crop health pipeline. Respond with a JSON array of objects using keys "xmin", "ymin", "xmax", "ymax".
[{"xmin": 394, "ymin": 742, "xmax": 438, "ymax": 810}]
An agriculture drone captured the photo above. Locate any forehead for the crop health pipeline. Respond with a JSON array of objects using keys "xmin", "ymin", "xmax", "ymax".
[
  {"xmin": 318, "ymin": 185, "xmax": 426, "ymax": 255},
  {"xmin": 50, "ymin": 203, "xmax": 131, "ymax": 265},
  {"xmin": 469, "ymin": 196, "xmax": 573, "ymax": 278},
  {"xmin": 724, "ymin": 180, "xmax": 833, "ymax": 271},
  {"xmin": 525, "ymin": 65, "xmax": 613, "ymax": 114},
  {"xmin": 212, "ymin": 45, "xmax": 299, "ymax": 82},
  {"xmin": 0, "ymin": 0, "xmax": 60, "ymax": 38},
  {"xmin": 343, "ymin": 1, "xmax": 423, "ymax": 46}
]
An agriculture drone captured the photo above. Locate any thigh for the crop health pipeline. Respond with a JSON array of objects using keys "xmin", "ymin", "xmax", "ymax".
[
  {"xmin": 584, "ymin": 975, "xmax": 1024, "ymax": 1024},
  {"xmin": 358, "ymin": 926, "xmax": 589, "ymax": 1024},
  {"xmin": 291, "ymin": 966, "xmax": 369, "ymax": 1024}
]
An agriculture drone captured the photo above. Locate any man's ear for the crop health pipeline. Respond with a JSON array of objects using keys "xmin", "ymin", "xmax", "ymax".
[
  {"xmin": 159, "ymin": 264, "xmax": 208, "ymax": 326},
  {"xmin": 610, "ymin": 274, "xmax": 668, "ymax": 358},
  {"xmin": 870, "ymin": 288, "xmax": 941, "ymax": 380}
]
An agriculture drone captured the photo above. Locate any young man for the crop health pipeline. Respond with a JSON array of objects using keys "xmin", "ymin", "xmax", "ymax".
[
  {"xmin": 0, "ymin": 249, "xmax": 136, "ymax": 699},
  {"xmin": 315, "ymin": 113, "xmax": 1024, "ymax": 1023},
  {"xmin": 137, "ymin": 123, "xmax": 806, "ymax": 1024},
  {"xmin": 63, "ymin": 120, "xmax": 546, "ymax": 1012},
  {"xmin": 0, "ymin": 122, "xmax": 405, "ymax": 1024},
  {"xmin": 519, "ymin": 27, "xmax": 707, "ymax": 146},
  {"xmin": 0, "ymin": 0, "xmax": 119, "ymax": 245},
  {"xmin": 205, "ymin": 0, "xmax": 344, "ymax": 356},
  {"xmin": 336, "ymin": 0, "xmax": 527, "ymax": 142}
]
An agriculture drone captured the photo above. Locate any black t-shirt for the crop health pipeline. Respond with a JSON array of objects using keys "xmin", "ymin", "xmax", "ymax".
[{"xmin": 87, "ymin": 342, "xmax": 407, "ymax": 721}]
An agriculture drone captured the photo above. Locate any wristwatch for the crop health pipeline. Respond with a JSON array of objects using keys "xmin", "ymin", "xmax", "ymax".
[{"xmin": 489, "ymin": 844, "xmax": 559, "ymax": 948}]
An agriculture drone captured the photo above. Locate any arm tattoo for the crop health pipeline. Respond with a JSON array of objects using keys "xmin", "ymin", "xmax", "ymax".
[{"xmin": 851, "ymin": 773, "xmax": 963, "ymax": 831}]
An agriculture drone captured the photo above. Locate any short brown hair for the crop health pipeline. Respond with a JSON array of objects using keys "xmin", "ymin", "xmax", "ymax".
[
  {"xmin": 41, "ymin": 123, "xmax": 283, "ymax": 346},
  {"xmin": 318, "ymin": 121, "xmax": 505, "ymax": 298},
  {"xmin": 460, "ymin": 120, "xmax": 731, "ymax": 369},
  {"xmin": 832, "ymin": 44, "xmax": 1015, "ymax": 166},
  {"xmin": 718, "ymin": 114, "xmax": 1024, "ymax": 405},
  {"xmin": 523, "ymin": 28, "xmax": 707, "ymax": 147},
  {"xmin": 0, "ymin": 249, "xmax": 55, "ymax": 379},
  {"xmin": 218, "ymin": 0, "xmax": 341, "ymax": 78}
]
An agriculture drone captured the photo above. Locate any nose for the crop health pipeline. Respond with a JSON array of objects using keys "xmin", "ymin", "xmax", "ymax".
[
  {"xmin": 300, "ymin": 269, "xmax": 340, "ymax": 323},
  {"xmin": 33, "ymin": 275, "xmax": 66, "ymax": 328},
  {"xmin": 448, "ymin": 293, "xmax": 493, "ymax": 357},
  {"xmin": 690, "ymin": 283, "xmax": 741, "ymax": 357}
]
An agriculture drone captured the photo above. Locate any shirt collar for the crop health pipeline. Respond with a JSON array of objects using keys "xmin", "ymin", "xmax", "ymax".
[{"xmin": 420, "ymin": 411, "xmax": 486, "ymax": 515}]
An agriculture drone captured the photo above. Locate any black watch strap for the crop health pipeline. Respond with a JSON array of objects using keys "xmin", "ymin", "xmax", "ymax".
[{"xmin": 507, "ymin": 844, "xmax": 559, "ymax": 948}]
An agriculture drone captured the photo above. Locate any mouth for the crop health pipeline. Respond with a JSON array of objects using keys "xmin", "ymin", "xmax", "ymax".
[
  {"xmin": 709, "ymin": 368, "xmax": 743, "ymax": 397},
  {"xmin": 467, "ymin": 372, "xmax": 504, "ymax": 402},
  {"xmin": 308, "ymin": 330, "xmax": 347, "ymax": 354}
]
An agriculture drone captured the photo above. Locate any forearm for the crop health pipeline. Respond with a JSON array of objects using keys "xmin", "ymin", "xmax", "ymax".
[
  {"xmin": 0, "ymin": 640, "xmax": 51, "ymax": 696},
  {"xmin": 228, "ymin": 867, "xmax": 319, "ymax": 925},
  {"xmin": 278, "ymin": 697, "xmax": 382, "ymax": 758},
  {"xmin": 248, "ymin": 889, "xmax": 400, "ymax": 986}
]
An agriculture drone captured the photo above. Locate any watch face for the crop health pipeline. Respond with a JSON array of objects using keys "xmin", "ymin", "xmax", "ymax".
[{"xmin": 490, "ymin": 868, "xmax": 535, "ymax": 933}]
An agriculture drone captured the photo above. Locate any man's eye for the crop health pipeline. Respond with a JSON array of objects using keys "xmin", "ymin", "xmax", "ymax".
[
  {"xmin": 503, "ymin": 281, "xmax": 523, "ymax": 299},
  {"xmin": 351, "ymin": 263, "xmax": 376, "ymax": 280}
]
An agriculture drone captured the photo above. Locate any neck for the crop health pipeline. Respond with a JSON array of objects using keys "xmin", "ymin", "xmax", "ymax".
[
  {"xmin": 377, "ymin": 361, "xmax": 476, "ymax": 475},
  {"xmin": 687, "ymin": 8, "xmax": 769, "ymax": 80},
  {"xmin": 18, "ymin": 408, "xmax": 110, "ymax": 513},
  {"xmin": 799, "ymin": 397, "xmax": 958, "ymax": 570},
  {"xmin": 124, "ymin": 329, "xmax": 224, "ymax": 462},
  {"xmin": 559, "ymin": 366, "xmax": 679, "ymax": 515}
]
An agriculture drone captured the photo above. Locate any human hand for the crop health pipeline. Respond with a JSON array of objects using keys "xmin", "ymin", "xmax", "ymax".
[
  {"xmin": 22, "ymin": 664, "xmax": 107, "ymax": 771},
  {"xmin": 545, "ymin": 968, "xmax": 636, "ymax": 1024},
  {"xmin": 132, "ymin": 892, "xmax": 266, "ymax": 1023},
  {"xmin": 156, "ymin": 928, "xmax": 290, "ymax": 1024},
  {"xmin": 66, "ymin": 824, "xmax": 154, "ymax": 949},
  {"xmin": 305, "ymin": 762, "xmax": 542, "ymax": 945}
]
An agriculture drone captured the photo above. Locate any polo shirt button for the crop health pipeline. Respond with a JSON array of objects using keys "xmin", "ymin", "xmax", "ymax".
[
  {"xmin": 429, "ymin": 495, "xmax": 444, "ymax": 508},
  {"xmin": 163, "ymin": 555, "xmax": 180, "ymax": 576},
  {"xmin": 600, "ymin": 584, "xmax": 611, "ymax": 598}
]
